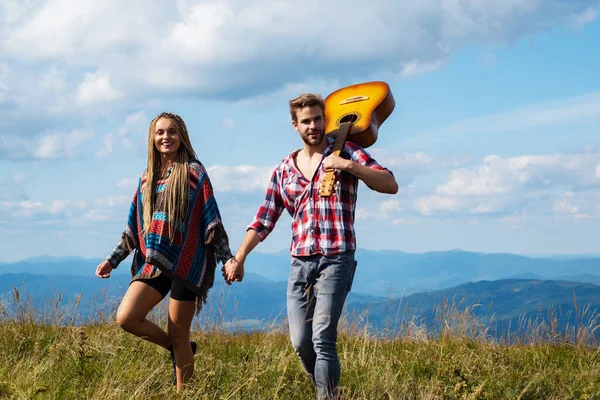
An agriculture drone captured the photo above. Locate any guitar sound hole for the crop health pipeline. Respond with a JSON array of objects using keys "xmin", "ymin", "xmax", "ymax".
[{"xmin": 339, "ymin": 113, "xmax": 359, "ymax": 124}]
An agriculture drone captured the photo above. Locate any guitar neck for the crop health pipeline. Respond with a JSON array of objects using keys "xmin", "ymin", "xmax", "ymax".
[
  {"xmin": 330, "ymin": 122, "xmax": 352, "ymax": 155},
  {"xmin": 319, "ymin": 122, "xmax": 352, "ymax": 197}
]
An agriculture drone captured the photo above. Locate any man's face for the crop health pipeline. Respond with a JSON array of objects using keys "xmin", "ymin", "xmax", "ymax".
[{"xmin": 292, "ymin": 106, "xmax": 325, "ymax": 147}]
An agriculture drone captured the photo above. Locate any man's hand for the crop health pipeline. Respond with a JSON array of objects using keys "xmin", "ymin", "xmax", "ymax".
[
  {"xmin": 323, "ymin": 154, "xmax": 351, "ymax": 171},
  {"xmin": 222, "ymin": 257, "xmax": 245, "ymax": 285},
  {"xmin": 95, "ymin": 260, "xmax": 114, "ymax": 279},
  {"xmin": 324, "ymin": 153, "xmax": 399, "ymax": 194}
]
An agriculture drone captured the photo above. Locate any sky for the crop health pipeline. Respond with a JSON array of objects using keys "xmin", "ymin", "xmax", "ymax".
[{"xmin": 1, "ymin": 0, "xmax": 599, "ymax": 262}]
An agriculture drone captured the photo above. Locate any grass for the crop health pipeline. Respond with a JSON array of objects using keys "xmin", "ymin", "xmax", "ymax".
[{"xmin": 0, "ymin": 287, "xmax": 599, "ymax": 399}]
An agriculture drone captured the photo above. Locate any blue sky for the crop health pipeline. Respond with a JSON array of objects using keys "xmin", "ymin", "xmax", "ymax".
[{"xmin": 1, "ymin": 0, "xmax": 599, "ymax": 262}]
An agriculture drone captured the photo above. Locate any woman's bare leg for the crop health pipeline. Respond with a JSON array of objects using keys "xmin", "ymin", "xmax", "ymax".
[
  {"xmin": 168, "ymin": 298, "xmax": 196, "ymax": 390},
  {"xmin": 116, "ymin": 281, "xmax": 170, "ymax": 349}
]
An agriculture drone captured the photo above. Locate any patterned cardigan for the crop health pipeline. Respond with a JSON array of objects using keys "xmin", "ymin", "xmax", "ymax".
[{"xmin": 106, "ymin": 160, "xmax": 233, "ymax": 310}]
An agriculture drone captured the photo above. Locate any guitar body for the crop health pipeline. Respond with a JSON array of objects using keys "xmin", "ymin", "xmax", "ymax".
[
  {"xmin": 324, "ymin": 81, "xmax": 395, "ymax": 149},
  {"xmin": 319, "ymin": 81, "xmax": 395, "ymax": 196}
]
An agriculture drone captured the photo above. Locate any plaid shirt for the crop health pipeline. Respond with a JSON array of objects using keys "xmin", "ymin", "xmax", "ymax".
[{"xmin": 248, "ymin": 139, "xmax": 392, "ymax": 256}]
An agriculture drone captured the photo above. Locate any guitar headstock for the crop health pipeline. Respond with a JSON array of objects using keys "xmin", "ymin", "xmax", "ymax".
[{"xmin": 319, "ymin": 171, "xmax": 335, "ymax": 197}]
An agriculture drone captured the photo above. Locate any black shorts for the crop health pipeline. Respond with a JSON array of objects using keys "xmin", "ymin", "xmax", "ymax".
[{"xmin": 136, "ymin": 273, "xmax": 197, "ymax": 302}]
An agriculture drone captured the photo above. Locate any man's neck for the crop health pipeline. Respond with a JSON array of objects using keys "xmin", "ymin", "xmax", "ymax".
[{"xmin": 300, "ymin": 140, "xmax": 328, "ymax": 159}]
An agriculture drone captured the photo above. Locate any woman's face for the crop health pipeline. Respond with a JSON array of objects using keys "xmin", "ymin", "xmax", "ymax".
[{"xmin": 154, "ymin": 117, "xmax": 181, "ymax": 161}]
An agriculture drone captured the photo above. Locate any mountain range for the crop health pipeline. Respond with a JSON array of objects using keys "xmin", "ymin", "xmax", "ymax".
[
  {"xmin": 1, "ymin": 250, "xmax": 599, "ymax": 338},
  {"xmin": 3, "ymin": 249, "xmax": 599, "ymax": 296}
]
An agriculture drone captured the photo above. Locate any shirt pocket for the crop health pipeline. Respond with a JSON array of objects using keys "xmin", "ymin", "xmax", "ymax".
[{"xmin": 284, "ymin": 175, "xmax": 309, "ymax": 209}]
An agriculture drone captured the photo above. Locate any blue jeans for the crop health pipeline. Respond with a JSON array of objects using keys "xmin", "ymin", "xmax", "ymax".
[{"xmin": 287, "ymin": 251, "xmax": 357, "ymax": 399}]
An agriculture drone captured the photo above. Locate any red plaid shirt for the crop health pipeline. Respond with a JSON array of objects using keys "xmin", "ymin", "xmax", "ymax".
[{"xmin": 248, "ymin": 139, "xmax": 392, "ymax": 256}]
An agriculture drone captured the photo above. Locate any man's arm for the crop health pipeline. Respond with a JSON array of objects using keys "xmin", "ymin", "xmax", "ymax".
[
  {"xmin": 323, "ymin": 153, "xmax": 398, "ymax": 194},
  {"xmin": 222, "ymin": 167, "xmax": 285, "ymax": 284},
  {"xmin": 235, "ymin": 228, "xmax": 261, "ymax": 264},
  {"xmin": 222, "ymin": 228, "xmax": 261, "ymax": 284}
]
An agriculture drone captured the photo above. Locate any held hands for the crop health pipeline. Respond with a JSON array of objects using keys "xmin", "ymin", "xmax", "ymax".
[
  {"xmin": 222, "ymin": 256, "xmax": 245, "ymax": 285},
  {"xmin": 323, "ymin": 154, "xmax": 351, "ymax": 171},
  {"xmin": 95, "ymin": 260, "xmax": 114, "ymax": 279}
]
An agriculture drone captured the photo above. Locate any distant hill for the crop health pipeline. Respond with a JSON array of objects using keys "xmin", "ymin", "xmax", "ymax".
[
  {"xmin": 0, "ymin": 256, "xmax": 128, "ymax": 277},
  {"xmin": 347, "ymin": 279, "xmax": 600, "ymax": 339},
  {"xmin": 2, "ymin": 250, "xmax": 600, "ymax": 298},
  {"xmin": 2, "ymin": 258, "xmax": 600, "ymax": 339},
  {"xmin": 351, "ymin": 249, "xmax": 600, "ymax": 296},
  {"xmin": 0, "ymin": 272, "xmax": 383, "ymax": 323}
]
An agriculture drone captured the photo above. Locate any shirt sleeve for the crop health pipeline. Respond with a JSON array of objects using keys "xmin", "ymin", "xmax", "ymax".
[
  {"xmin": 247, "ymin": 167, "xmax": 285, "ymax": 241},
  {"xmin": 105, "ymin": 184, "xmax": 141, "ymax": 269},
  {"xmin": 105, "ymin": 237, "xmax": 132, "ymax": 268},
  {"xmin": 344, "ymin": 141, "xmax": 393, "ymax": 174},
  {"xmin": 212, "ymin": 227, "xmax": 234, "ymax": 265}
]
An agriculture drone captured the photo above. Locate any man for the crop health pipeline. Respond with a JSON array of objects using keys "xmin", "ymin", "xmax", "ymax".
[{"xmin": 223, "ymin": 93, "xmax": 398, "ymax": 399}]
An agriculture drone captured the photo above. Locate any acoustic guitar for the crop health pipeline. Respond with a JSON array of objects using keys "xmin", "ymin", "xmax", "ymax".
[{"xmin": 320, "ymin": 81, "xmax": 395, "ymax": 197}]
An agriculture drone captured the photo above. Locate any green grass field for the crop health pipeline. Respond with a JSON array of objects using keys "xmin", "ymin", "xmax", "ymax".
[{"xmin": 1, "ymin": 287, "xmax": 599, "ymax": 399}]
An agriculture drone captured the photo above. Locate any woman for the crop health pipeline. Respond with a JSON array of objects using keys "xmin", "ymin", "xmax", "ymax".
[{"xmin": 95, "ymin": 112, "xmax": 233, "ymax": 391}]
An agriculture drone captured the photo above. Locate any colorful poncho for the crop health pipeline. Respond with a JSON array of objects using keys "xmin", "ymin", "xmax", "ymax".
[{"xmin": 120, "ymin": 160, "xmax": 230, "ymax": 310}]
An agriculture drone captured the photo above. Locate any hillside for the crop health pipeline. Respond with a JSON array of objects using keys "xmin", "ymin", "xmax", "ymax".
[
  {"xmin": 348, "ymin": 279, "xmax": 600, "ymax": 340},
  {"xmin": 2, "ymin": 250, "xmax": 600, "ymax": 297}
]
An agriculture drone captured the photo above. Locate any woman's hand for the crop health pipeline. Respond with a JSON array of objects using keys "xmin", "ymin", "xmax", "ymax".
[{"xmin": 95, "ymin": 260, "xmax": 114, "ymax": 278}]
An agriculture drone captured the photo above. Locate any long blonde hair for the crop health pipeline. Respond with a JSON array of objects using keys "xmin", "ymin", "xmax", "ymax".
[{"xmin": 143, "ymin": 112, "xmax": 197, "ymax": 241}]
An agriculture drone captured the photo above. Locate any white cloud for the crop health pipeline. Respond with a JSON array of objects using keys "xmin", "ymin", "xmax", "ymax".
[
  {"xmin": 0, "ymin": 194, "xmax": 129, "ymax": 228},
  {"xmin": 499, "ymin": 213, "xmax": 530, "ymax": 227},
  {"xmin": 0, "ymin": 63, "xmax": 10, "ymax": 103},
  {"xmin": 76, "ymin": 71, "xmax": 121, "ymax": 105},
  {"xmin": 416, "ymin": 195, "xmax": 460, "ymax": 216},
  {"xmin": 552, "ymin": 191, "xmax": 599, "ymax": 220},
  {"xmin": 96, "ymin": 133, "xmax": 114, "ymax": 158},
  {"xmin": 392, "ymin": 218, "xmax": 418, "ymax": 225},
  {"xmin": 85, "ymin": 210, "xmax": 110, "ymax": 222},
  {"xmin": 400, "ymin": 60, "xmax": 444, "ymax": 77},
  {"xmin": 2, "ymin": 199, "xmax": 82, "ymax": 220},
  {"xmin": 568, "ymin": 6, "xmax": 598, "ymax": 29},
  {"xmin": 367, "ymin": 150, "xmax": 460, "ymax": 185},
  {"xmin": 1, "ymin": 128, "xmax": 94, "ymax": 161},
  {"xmin": 468, "ymin": 199, "xmax": 509, "ymax": 214},
  {"xmin": 436, "ymin": 153, "xmax": 600, "ymax": 196},
  {"xmin": 380, "ymin": 199, "xmax": 401, "ymax": 216},
  {"xmin": 39, "ymin": 66, "xmax": 67, "ymax": 93},
  {"xmin": 14, "ymin": 200, "xmax": 44, "ymax": 217},
  {"xmin": 371, "ymin": 150, "xmax": 437, "ymax": 169},
  {"xmin": 2, "ymin": 0, "xmax": 157, "ymax": 59},
  {"xmin": 116, "ymin": 178, "xmax": 138, "ymax": 191},
  {"xmin": 96, "ymin": 111, "xmax": 148, "ymax": 158},
  {"xmin": 355, "ymin": 208, "xmax": 372, "ymax": 220},
  {"xmin": 402, "ymin": 152, "xmax": 600, "ymax": 220},
  {"xmin": 1, "ymin": 0, "xmax": 596, "ymax": 103},
  {"xmin": 0, "ymin": 1, "xmax": 595, "ymax": 169},
  {"xmin": 124, "ymin": 110, "xmax": 146, "ymax": 126},
  {"xmin": 117, "ymin": 111, "xmax": 148, "ymax": 149},
  {"xmin": 207, "ymin": 164, "xmax": 274, "ymax": 192},
  {"xmin": 49, "ymin": 200, "xmax": 67, "ymax": 214},
  {"xmin": 33, "ymin": 129, "xmax": 93, "ymax": 160},
  {"xmin": 106, "ymin": 196, "xmax": 130, "ymax": 208}
]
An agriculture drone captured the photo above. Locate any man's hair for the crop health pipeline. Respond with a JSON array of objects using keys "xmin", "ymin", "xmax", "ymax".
[{"xmin": 289, "ymin": 93, "xmax": 325, "ymax": 122}]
